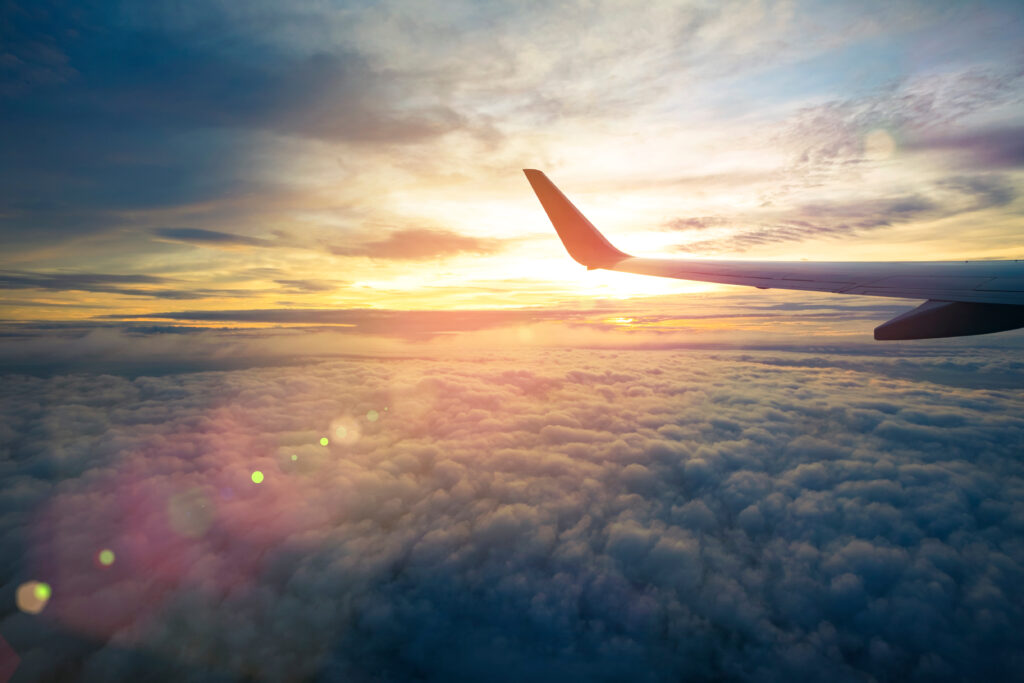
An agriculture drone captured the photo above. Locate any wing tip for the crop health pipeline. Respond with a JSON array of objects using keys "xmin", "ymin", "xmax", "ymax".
[{"xmin": 523, "ymin": 169, "xmax": 629, "ymax": 269}]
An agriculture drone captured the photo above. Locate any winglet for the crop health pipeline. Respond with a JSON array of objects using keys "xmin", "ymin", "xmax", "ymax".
[{"xmin": 524, "ymin": 169, "xmax": 630, "ymax": 269}]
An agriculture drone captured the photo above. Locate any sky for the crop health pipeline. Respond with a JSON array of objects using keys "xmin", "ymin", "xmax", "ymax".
[
  {"xmin": 1, "ymin": 0, "xmax": 1024, "ymax": 326},
  {"xmin": 2, "ymin": 1, "xmax": 1024, "ymax": 681}
]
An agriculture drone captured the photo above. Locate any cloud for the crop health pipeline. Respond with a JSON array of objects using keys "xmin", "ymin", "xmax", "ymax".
[
  {"xmin": 0, "ymin": 273, "xmax": 168, "ymax": 289},
  {"xmin": 664, "ymin": 216, "xmax": 730, "ymax": 231},
  {"xmin": 93, "ymin": 298, "xmax": 916, "ymax": 344},
  {"xmin": 0, "ymin": 272, "xmax": 206, "ymax": 300},
  {"xmin": 151, "ymin": 225, "xmax": 498, "ymax": 262},
  {"xmin": 1, "ymin": 345, "xmax": 1023, "ymax": 680},
  {"xmin": 671, "ymin": 176, "xmax": 1017, "ymax": 254},
  {"xmin": 152, "ymin": 228, "xmax": 275, "ymax": 249},
  {"xmin": 273, "ymin": 279, "xmax": 341, "ymax": 294},
  {"xmin": 937, "ymin": 175, "xmax": 1018, "ymax": 210},
  {"xmin": 905, "ymin": 126, "xmax": 1024, "ymax": 169},
  {"xmin": 778, "ymin": 64, "xmax": 1024, "ymax": 176},
  {"xmin": 0, "ymin": 0, "xmax": 471, "ymax": 242},
  {"xmin": 329, "ymin": 228, "xmax": 499, "ymax": 260},
  {"xmin": 102, "ymin": 307, "xmax": 594, "ymax": 336},
  {"xmin": 0, "ymin": 271, "xmax": 256, "ymax": 300}
]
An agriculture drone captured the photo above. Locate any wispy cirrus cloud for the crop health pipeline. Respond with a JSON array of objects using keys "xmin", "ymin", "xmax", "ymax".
[
  {"xmin": 669, "ymin": 174, "xmax": 1018, "ymax": 254},
  {"xmin": 904, "ymin": 126, "xmax": 1024, "ymax": 169},
  {"xmin": 273, "ymin": 279, "xmax": 341, "ymax": 294},
  {"xmin": 152, "ymin": 227, "xmax": 276, "ymax": 249},
  {"xmin": 777, "ymin": 64, "xmax": 1024, "ymax": 176},
  {"xmin": 152, "ymin": 224, "xmax": 501, "ymax": 262},
  {"xmin": 328, "ymin": 228, "xmax": 500, "ymax": 260},
  {"xmin": 0, "ymin": 271, "xmax": 243, "ymax": 300},
  {"xmin": 0, "ymin": 270, "xmax": 342, "ymax": 301}
]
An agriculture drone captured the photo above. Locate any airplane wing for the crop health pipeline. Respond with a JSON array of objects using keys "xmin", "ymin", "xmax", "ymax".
[{"xmin": 524, "ymin": 169, "xmax": 1024, "ymax": 340}]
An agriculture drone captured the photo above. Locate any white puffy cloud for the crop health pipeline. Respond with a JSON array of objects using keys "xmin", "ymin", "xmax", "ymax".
[{"xmin": 1, "ymin": 346, "xmax": 1023, "ymax": 681}]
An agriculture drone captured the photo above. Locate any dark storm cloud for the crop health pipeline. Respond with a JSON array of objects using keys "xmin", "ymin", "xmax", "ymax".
[
  {"xmin": 0, "ymin": 0, "xmax": 465, "ymax": 239},
  {"xmin": 1, "ymin": 348, "xmax": 1023, "ymax": 680},
  {"xmin": 329, "ymin": 228, "xmax": 499, "ymax": 260}
]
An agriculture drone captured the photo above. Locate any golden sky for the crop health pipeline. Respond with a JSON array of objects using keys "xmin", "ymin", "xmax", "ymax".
[{"xmin": 2, "ymin": 0, "xmax": 1024, "ymax": 328}]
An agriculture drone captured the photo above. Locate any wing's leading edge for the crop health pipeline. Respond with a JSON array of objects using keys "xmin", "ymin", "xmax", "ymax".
[{"xmin": 524, "ymin": 169, "xmax": 1024, "ymax": 340}]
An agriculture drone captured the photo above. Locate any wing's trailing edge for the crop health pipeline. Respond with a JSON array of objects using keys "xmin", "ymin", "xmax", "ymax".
[{"xmin": 523, "ymin": 169, "xmax": 1024, "ymax": 340}]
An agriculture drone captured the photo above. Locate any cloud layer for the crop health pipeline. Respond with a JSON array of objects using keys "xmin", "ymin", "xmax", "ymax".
[{"xmin": 2, "ymin": 347, "xmax": 1023, "ymax": 680}]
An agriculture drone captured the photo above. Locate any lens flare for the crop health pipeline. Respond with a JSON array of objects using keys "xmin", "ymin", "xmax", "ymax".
[
  {"xmin": 16, "ymin": 581, "xmax": 50, "ymax": 614},
  {"xmin": 366, "ymin": 410, "xmax": 380, "ymax": 422},
  {"xmin": 864, "ymin": 128, "xmax": 896, "ymax": 159},
  {"xmin": 290, "ymin": 454, "xmax": 298, "ymax": 461},
  {"xmin": 167, "ymin": 487, "xmax": 214, "ymax": 538},
  {"xmin": 251, "ymin": 470, "xmax": 264, "ymax": 484},
  {"xmin": 319, "ymin": 437, "xmax": 329, "ymax": 446},
  {"xmin": 98, "ymin": 549, "xmax": 115, "ymax": 566},
  {"xmin": 329, "ymin": 416, "xmax": 361, "ymax": 445}
]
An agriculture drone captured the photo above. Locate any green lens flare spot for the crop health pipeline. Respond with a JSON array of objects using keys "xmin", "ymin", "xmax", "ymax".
[
  {"xmin": 320, "ymin": 437, "xmax": 329, "ymax": 446},
  {"xmin": 290, "ymin": 454, "xmax": 298, "ymax": 461},
  {"xmin": 98, "ymin": 549, "xmax": 115, "ymax": 566},
  {"xmin": 251, "ymin": 470, "xmax": 264, "ymax": 484},
  {"xmin": 34, "ymin": 582, "xmax": 51, "ymax": 601},
  {"xmin": 16, "ymin": 581, "xmax": 49, "ymax": 614},
  {"xmin": 366, "ymin": 410, "xmax": 379, "ymax": 422}
]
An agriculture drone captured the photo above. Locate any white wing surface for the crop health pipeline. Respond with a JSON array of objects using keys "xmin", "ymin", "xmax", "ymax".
[{"xmin": 524, "ymin": 169, "xmax": 1024, "ymax": 340}]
